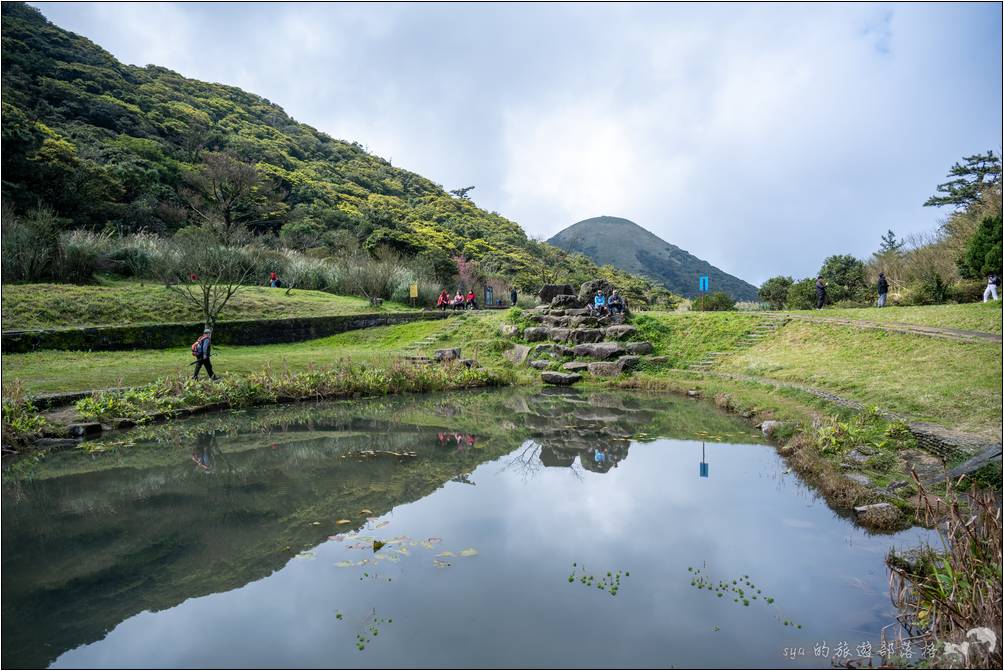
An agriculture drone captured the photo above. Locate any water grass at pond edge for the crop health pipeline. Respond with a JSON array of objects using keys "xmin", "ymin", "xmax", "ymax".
[{"xmin": 2, "ymin": 361, "xmax": 518, "ymax": 449}]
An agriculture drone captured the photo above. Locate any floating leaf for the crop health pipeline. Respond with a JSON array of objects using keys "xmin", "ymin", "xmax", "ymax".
[
  {"xmin": 432, "ymin": 559, "xmax": 451, "ymax": 568},
  {"xmin": 336, "ymin": 519, "xmax": 352, "ymax": 525},
  {"xmin": 335, "ymin": 560, "xmax": 355, "ymax": 568},
  {"xmin": 459, "ymin": 548, "xmax": 479, "ymax": 557},
  {"xmin": 395, "ymin": 547, "xmax": 411, "ymax": 556},
  {"xmin": 373, "ymin": 521, "xmax": 390, "ymax": 529},
  {"xmin": 328, "ymin": 534, "xmax": 345, "ymax": 542},
  {"xmin": 310, "ymin": 521, "xmax": 321, "ymax": 526},
  {"xmin": 360, "ymin": 509, "xmax": 373, "ymax": 515},
  {"xmin": 295, "ymin": 550, "xmax": 317, "ymax": 560},
  {"xmin": 373, "ymin": 540, "xmax": 386, "ymax": 552},
  {"xmin": 420, "ymin": 540, "xmax": 434, "ymax": 550},
  {"xmin": 436, "ymin": 551, "xmax": 455, "ymax": 557}
]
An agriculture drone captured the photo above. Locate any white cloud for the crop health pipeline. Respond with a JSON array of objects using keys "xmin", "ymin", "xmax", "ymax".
[{"xmin": 30, "ymin": 2, "xmax": 1002, "ymax": 284}]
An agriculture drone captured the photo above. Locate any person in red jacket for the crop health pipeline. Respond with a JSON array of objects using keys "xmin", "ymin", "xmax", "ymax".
[
  {"xmin": 465, "ymin": 290, "xmax": 478, "ymax": 310},
  {"xmin": 437, "ymin": 289, "xmax": 450, "ymax": 310}
]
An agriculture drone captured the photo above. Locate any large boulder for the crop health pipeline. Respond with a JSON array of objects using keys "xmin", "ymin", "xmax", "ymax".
[
  {"xmin": 616, "ymin": 355, "xmax": 641, "ymax": 370},
  {"xmin": 541, "ymin": 371, "xmax": 582, "ymax": 386},
  {"xmin": 538, "ymin": 284, "xmax": 575, "ymax": 303},
  {"xmin": 523, "ymin": 327, "xmax": 549, "ymax": 342},
  {"xmin": 569, "ymin": 316, "xmax": 600, "ymax": 328},
  {"xmin": 529, "ymin": 359, "xmax": 552, "ymax": 369},
  {"xmin": 498, "ymin": 324, "xmax": 520, "ymax": 337},
  {"xmin": 504, "ymin": 344, "xmax": 531, "ymax": 365},
  {"xmin": 624, "ymin": 341, "xmax": 653, "ymax": 355},
  {"xmin": 565, "ymin": 308, "xmax": 591, "ymax": 317},
  {"xmin": 562, "ymin": 361, "xmax": 590, "ymax": 372},
  {"xmin": 547, "ymin": 327, "xmax": 571, "ymax": 342},
  {"xmin": 605, "ymin": 325, "xmax": 637, "ymax": 340},
  {"xmin": 569, "ymin": 328, "xmax": 604, "ymax": 344},
  {"xmin": 550, "ymin": 294, "xmax": 587, "ymax": 309},
  {"xmin": 578, "ymin": 279, "xmax": 615, "ymax": 302},
  {"xmin": 434, "ymin": 348, "xmax": 461, "ymax": 361},
  {"xmin": 531, "ymin": 343, "xmax": 573, "ymax": 358},
  {"xmin": 573, "ymin": 342, "xmax": 625, "ymax": 360},
  {"xmin": 587, "ymin": 361, "xmax": 625, "ymax": 377},
  {"xmin": 542, "ymin": 315, "xmax": 571, "ymax": 327}
]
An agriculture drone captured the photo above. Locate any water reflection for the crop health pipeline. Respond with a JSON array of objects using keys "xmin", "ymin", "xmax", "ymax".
[{"xmin": 1, "ymin": 389, "xmax": 931, "ymax": 669}]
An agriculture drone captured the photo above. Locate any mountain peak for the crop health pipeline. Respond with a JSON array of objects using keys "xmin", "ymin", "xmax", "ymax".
[{"xmin": 548, "ymin": 216, "xmax": 757, "ymax": 300}]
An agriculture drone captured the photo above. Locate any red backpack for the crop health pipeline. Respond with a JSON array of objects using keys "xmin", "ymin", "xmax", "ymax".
[{"xmin": 191, "ymin": 334, "xmax": 209, "ymax": 357}]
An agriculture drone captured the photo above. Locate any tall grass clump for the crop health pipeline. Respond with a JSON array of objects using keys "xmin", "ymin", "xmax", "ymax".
[
  {"xmin": 887, "ymin": 472, "xmax": 1002, "ymax": 669},
  {"xmin": 1, "ymin": 381, "xmax": 48, "ymax": 451},
  {"xmin": 1, "ymin": 203, "xmax": 62, "ymax": 283},
  {"xmin": 59, "ymin": 229, "xmax": 115, "ymax": 284}
]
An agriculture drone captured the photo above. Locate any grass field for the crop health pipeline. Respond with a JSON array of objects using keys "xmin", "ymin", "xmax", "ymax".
[
  {"xmin": 783, "ymin": 302, "xmax": 1002, "ymax": 334},
  {"xmin": 2, "ymin": 318, "xmax": 455, "ymax": 393},
  {"xmin": 1, "ymin": 279, "xmax": 415, "ymax": 330},
  {"xmin": 716, "ymin": 320, "xmax": 1002, "ymax": 439}
]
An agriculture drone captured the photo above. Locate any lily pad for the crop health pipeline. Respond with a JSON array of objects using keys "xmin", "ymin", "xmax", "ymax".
[
  {"xmin": 335, "ymin": 560, "xmax": 355, "ymax": 568},
  {"xmin": 459, "ymin": 548, "xmax": 479, "ymax": 557},
  {"xmin": 436, "ymin": 551, "xmax": 456, "ymax": 557}
]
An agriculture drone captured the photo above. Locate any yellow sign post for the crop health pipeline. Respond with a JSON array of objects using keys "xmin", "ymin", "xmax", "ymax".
[{"xmin": 409, "ymin": 282, "xmax": 419, "ymax": 306}]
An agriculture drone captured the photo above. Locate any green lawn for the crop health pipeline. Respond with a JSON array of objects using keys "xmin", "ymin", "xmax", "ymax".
[
  {"xmin": 2, "ymin": 317, "xmax": 466, "ymax": 394},
  {"xmin": 1, "ymin": 279, "xmax": 415, "ymax": 330},
  {"xmin": 783, "ymin": 302, "xmax": 1003, "ymax": 335},
  {"xmin": 716, "ymin": 320, "xmax": 1002, "ymax": 439}
]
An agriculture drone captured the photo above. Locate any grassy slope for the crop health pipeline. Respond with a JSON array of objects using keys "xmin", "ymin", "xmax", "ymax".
[
  {"xmin": 2, "ymin": 313, "xmax": 511, "ymax": 394},
  {"xmin": 631, "ymin": 312, "xmax": 767, "ymax": 367},
  {"xmin": 783, "ymin": 302, "xmax": 1003, "ymax": 335},
  {"xmin": 1, "ymin": 279, "xmax": 415, "ymax": 330},
  {"xmin": 716, "ymin": 320, "xmax": 1002, "ymax": 439}
]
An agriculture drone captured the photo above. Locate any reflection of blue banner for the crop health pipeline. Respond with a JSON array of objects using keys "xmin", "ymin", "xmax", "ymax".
[
  {"xmin": 699, "ymin": 462, "xmax": 709, "ymax": 478},
  {"xmin": 699, "ymin": 275, "xmax": 709, "ymax": 292}
]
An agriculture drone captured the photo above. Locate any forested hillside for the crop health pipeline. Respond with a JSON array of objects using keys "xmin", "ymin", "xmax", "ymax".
[{"xmin": 0, "ymin": 3, "xmax": 670, "ymax": 301}]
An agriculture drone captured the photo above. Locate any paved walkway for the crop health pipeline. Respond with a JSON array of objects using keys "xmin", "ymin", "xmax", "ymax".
[{"xmin": 770, "ymin": 312, "xmax": 1002, "ymax": 343}]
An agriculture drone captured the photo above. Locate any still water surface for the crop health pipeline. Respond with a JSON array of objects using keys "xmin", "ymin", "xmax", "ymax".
[{"xmin": 2, "ymin": 389, "xmax": 934, "ymax": 668}]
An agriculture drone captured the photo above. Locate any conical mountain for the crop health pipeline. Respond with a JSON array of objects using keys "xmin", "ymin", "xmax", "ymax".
[{"xmin": 548, "ymin": 216, "xmax": 758, "ymax": 300}]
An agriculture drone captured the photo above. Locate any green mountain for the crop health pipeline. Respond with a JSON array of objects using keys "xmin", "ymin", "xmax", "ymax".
[
  {"xmin": 548, "ymin": 216, "xmax": 758, "ymax": 300},
  {"xmin": 0, "ymin": 3, "xmax": 667, "ymax": 302}
]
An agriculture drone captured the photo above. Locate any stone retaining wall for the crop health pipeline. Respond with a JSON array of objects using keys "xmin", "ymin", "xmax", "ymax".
[{"xmin": 2, "ymin": 312, "xmax": 447, "ymax": 353}]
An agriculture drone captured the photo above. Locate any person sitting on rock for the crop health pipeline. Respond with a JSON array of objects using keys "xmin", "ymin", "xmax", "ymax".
[
  {"xmin": 607, "ymin": 290, "xmax": 625, "ymax": 315},
  {"xmin": 465, "ymin": 290, "xmax": 479, "ymax": 310},
  {"xmin": 437, "ymin": 289, "xmax": 450, "ymax": 310},
  {"xmin": 452, "ymin": 290, "xmax": 465, "ymax": 310},
  {"xmin": 591, "ymin": 290, "xmax": 608, "ymax": 317}
]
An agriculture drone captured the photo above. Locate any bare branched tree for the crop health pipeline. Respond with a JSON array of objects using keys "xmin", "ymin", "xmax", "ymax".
[
  {"xmin": 182, "ymin": 151, "xmax": 284, "ymax": 236},
  {"xmin": 156, "ymin": 225, "xmax": 265, "ymax": 328}
]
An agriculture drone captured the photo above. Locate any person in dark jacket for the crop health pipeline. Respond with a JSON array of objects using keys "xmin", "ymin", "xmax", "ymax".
[
  {"xmin": 192, "ymin": 327, "xmax": 218, "ymax": 380},
  {"xmin": 877, "ymin": 272, "xmax": 889, "ymax": 308},
  {"xmin": 510, "ymin": 287, "xmax": 518, "ymax": 306},
  {"xmin": 815, "ymin": 277, "xmax": 826, "ymax": 309}
]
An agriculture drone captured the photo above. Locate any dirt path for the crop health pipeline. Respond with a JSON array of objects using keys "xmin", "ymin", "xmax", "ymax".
[{"xmin": 771, "ymin": 312, "xmax": 1002, "ymax": 343}]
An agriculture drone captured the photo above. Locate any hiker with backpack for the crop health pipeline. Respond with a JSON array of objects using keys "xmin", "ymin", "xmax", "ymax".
[
  {"xmin": 191, "ymin": 327, "xmax": 218, "ymax": 380},
  {"xmin": 877, "ymin": 272, "xmax": 889, "ymax": 307},
  {"xmin": 984, "ymin": 273, "xmax": 1000, "ymax": 302}
]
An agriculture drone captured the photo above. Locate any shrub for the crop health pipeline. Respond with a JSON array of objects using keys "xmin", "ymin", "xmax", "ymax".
[
  {"xmin": 948, "ymin": 278, "xmax": 986, "ymax": 304},
  {"xmin": 819, "ymin": 254, "xmax": 869, "ymax": 303},
  {"xmin": 907, "ymin": 273, "xmax": 950, "ymax": 305},
  {"xmin": 58, "ymin": 229, "xmax": 114, "ymax": 284},
  {"xmin": 958, "ymin": 214, "xmax": 1002, "ymax": 280},
  {"xmin": 691, "ymin": 291, "xmax": 735, "ymax": 311},
  {"xmin": 758, "ymin": 276, "xmax": 793, "ymax": 309},
  {"xmin": 1, "ymin": 204, "xmax": 62, "ymax": 282},
  {"xmin": 785, "ymin": 278, "xmax": 817, "ymax": 309}
]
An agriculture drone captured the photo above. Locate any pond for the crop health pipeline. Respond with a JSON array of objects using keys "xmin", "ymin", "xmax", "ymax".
[{"xmin": 2, "ymin": 388, "xmax": 935, "ymax": 669}]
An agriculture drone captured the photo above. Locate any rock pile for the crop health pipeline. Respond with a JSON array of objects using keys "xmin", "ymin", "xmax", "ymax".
[{"xmin": 504, "ymin": 282, "xmax": 656, "ymax": 385}]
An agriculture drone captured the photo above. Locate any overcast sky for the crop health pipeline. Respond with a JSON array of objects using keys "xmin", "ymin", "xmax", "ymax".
[{"xmin": 33, "ymin": 2, "xmax": 1002, "ymax": 284}]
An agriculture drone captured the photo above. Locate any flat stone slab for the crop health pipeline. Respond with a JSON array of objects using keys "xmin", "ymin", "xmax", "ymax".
[
  {"xmin": 562, "ymin": 361, "xmax": 590, "ymax": 372},
  {"xmin": 541, "ymin": 371, "xmax": 581, "ymax": 386},
  {"xmin": 572, "ymin": 342, "xmax": 626, "ymax": 360},
  {"xmin": 522, "ymin": 327, "xmax": 549, "ymax": 342},
  {"xmin": 846, "ymin": 473, "xmax": 872, "ymax": 486},
  {"xmin": 569, "ymin": 328, "xmax": 604, "ymax": 344},
  {"xmin": 529, "ymin": 359, "xmax": 552, "ymax": 369},
  {"xmin": 587, "ymin": 361, "xmax": 624, "ymax": 377}
]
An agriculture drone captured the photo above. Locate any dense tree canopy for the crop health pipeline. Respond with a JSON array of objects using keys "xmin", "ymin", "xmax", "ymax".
[{"xmin": 0, "ymin": 3, "xmax": 672, "ymax": 304}]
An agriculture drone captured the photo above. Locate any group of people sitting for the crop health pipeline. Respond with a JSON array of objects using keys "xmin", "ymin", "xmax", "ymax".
[
  {"xmin": 589, "ymin": 289, "xmax": 625, "ymax": 319},
  {"xmin": 437, "ymin": 289, "xmax": 479, "ymax": 311}
]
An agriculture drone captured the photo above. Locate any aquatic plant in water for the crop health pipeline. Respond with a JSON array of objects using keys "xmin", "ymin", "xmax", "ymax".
[
  {"xmin": 687, "ymin": 566, "xmax": 800, "ymax": 628},
  {"xmin": 568, "ymin": 562, "xmax": 628, "ymax": 597}
]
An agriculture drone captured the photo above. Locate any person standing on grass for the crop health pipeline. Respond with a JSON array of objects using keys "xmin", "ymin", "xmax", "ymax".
[
  {"xmin": 877, "ymin": 272, "xmax": 889, "ymax": 308},
  {"xmin": 510, "ymin": 287, "xmax": 518, "ymax": 306},
  {"xmin": 192, "ymin": 327, "xmax": 218, "ymax": 380},
  {"xmin": 815, "ymin": 276, "xmax": 827, "ymax": 309},
  {"xmin": 984, "ymin": 273, "xmax": 1000, "ymax": 302}
]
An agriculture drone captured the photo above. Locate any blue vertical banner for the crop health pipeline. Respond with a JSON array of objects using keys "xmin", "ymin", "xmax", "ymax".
[{"xmin": 699, "ymin": 275, "xmax": 709, "ymax": 292}]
